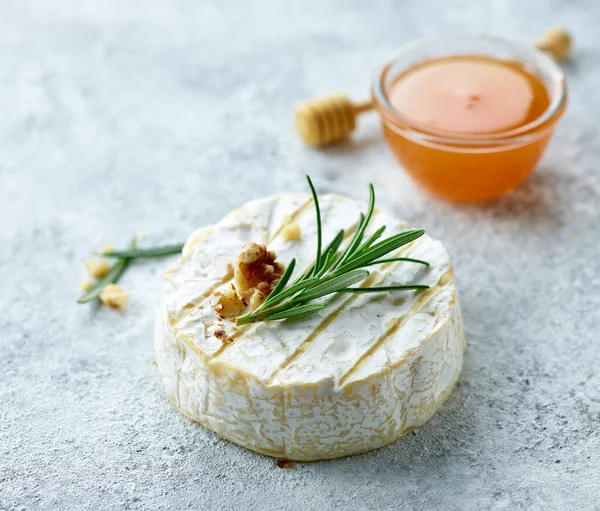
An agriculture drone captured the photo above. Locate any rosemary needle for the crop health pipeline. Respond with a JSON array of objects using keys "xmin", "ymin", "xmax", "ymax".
[
  {"xmin": 306, "ymin": 176, "xmax": 322, "ymax": 276},
  {"xmin": 362, "ymin": 257, "xmax": 430, "ymax": 267},
  {"xmin": 104, "ymin": 244, "xmax": 184, "ymax": 259},
  {"xmin": 339, "ymin": 285, "xmax": 430, "ymax": 293}
]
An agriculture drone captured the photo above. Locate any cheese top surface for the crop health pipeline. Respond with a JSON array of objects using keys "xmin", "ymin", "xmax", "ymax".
[{"xmin": 162, "ymin": 193, "xmax": 456, "ymax": 389}]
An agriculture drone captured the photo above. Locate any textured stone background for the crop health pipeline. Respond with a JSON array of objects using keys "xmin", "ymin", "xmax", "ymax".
[{"xmin": 1, "ymin": 1, "xmax": 599, "ymax": 509}]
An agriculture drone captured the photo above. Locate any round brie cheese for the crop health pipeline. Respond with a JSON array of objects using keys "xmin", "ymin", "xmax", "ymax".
[{"xmin": 154, "ymin": 193, "xmax": 465, "ymax": 461}]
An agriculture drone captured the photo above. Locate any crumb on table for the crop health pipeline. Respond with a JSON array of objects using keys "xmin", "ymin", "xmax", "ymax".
[
  {"xmin": 99, "ymin": 283, "xmax": 128, "ymax": 308},
  {"xmin": 86, "ymin": 258, "xmax": 111, "ymax": 279}
]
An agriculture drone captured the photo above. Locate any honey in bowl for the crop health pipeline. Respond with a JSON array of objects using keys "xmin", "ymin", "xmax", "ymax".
[
  {"xmin": 372, "ymin": 36, "xmax": 567, "ymax": 202},
  {"xmin": 389, "ymin": 57, "xmax": 550, "ymax": 136}
]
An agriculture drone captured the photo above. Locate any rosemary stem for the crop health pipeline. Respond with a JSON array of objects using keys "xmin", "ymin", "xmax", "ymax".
[
  {"xmin": 104, "ymin": 244, "xmax": 184, "ymax": 259},
  {"xmin": 237, "ymin": 300, "xmax": 290, "ymax": 325}
]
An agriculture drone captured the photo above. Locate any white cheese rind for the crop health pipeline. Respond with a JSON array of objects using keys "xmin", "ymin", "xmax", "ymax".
[{"xmin": 154, "ymin": 194, "xmax": 465, "ymax": 461}]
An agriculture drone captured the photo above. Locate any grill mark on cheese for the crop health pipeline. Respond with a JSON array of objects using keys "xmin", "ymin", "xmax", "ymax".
[
  {"xmin": 265, "ymin": 278, "xmax": 375, "ymax": 385},
  {"xmin": 266, "ymin": 237, "xmax": 424, "ymax": 384},
  {"xmin": 268, "ymin": 198, "xmax": 314, "ymax": 241},
  {"xmin": 262, "ymin": 195, "xmax": 282, "ymax": 244},
  {"xmin": 338, "ymin": 267, "xmax": 454, "ymax": 386}
]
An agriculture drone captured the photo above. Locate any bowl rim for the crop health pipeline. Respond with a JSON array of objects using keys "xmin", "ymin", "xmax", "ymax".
[{"xmin": 371, "ymin": 34, "xmax": 567, "ymax": 146}]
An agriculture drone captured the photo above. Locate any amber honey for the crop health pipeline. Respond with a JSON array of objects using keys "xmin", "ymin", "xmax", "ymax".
[{"xmin": 372, "ymin": 38, "xmax": 566, "ymax": 202}]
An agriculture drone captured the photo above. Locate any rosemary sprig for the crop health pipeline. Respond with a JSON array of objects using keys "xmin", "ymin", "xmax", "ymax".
[
  {"xmin": 77, "ymin": 240, "xmax": 182, "ymax": 304},
  {"xmin": 103, "ymin": 244, "xmax": 184, "ymax": 259},
  {"xmin": 78, "ymin": 238, "xmax": 137, "ymax": 304},
  {"xmin": 236, "ymin": 176, "xmax": 429, "ymax": 325}
]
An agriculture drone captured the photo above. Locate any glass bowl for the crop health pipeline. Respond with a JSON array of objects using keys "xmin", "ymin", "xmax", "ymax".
[{"xmin": 371, "ymin": 35, "xmax": 567, "ymax": 202}]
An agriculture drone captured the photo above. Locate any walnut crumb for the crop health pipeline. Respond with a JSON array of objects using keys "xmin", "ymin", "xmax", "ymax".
[
  {"xmin": 248, "ymin": 289, "xmax": 265, "ymax": 311},
  {"xmin": 214, "ymin": 329, "xmax": 232, "ymax": 343},
  {"xmin": 281, "ymin": 221, "xmax": 301, "ymax": 241},
  {"xmin": 215, "ymin": 286, "xmax": 246, "ymax": 319},
  {"xmin": 99, "ymin": 284, "xmax": 128, "ymax": 309},
  {"xmin": 276, "ymin": 459, "xmax": 293, "ymax": 469},
  {"xmin": 80, "ymin": 280, "xmax": 94, "ymax": 292},
  {"xmin": 86, "ymin": 258, "xmax": 111, "ymax": 279}
]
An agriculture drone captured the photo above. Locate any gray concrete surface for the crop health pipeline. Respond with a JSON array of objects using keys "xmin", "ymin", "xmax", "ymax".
[{"xmin": 1, "ymin": 1, "xmax": 599, "ymax": 509}]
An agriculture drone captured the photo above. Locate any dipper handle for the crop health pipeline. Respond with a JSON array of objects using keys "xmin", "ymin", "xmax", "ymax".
[
  {"xmin": 536, "ymin": 28, "xmax": 573, "ymax": 62},
  {"xmin": 294, "ymin": 94, "xmax": 374, "ymax": 148}
]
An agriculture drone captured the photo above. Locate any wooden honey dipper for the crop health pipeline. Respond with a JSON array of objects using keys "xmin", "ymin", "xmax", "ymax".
[{"xmin": 295, "ymin": 28, "xmax": 572, "ymax": 148}]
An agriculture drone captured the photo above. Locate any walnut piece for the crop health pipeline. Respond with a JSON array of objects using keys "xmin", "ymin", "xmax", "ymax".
[
  {"xmin": 86, "ymin": 258, "xmax": 111, "ymax": 279},
  {"xmin": 234, "ymin": 243, "xmax": 284, "ymax": 302},
  {"xmin": 214, "ymin": 329, "xmax": 232, "ymax": 343},
  {"xmin": 248, "ymin": 289, "xmax": 265, "ymax": 311},
  {"xmin": 276, "ymin": 459, "xmax": 293, "ymax": 469},
  {"xmin": 215, "ymin": 243, "xmax": 285, "ymax": 318},
  {"xmin": 238, "ymin": 243, "xmax": 266, "ymax": 264},
  {"xmin": 215, "ymin": 286, "xmax": 246, "ymax": 319},
  {"xmin": 99, "ymin": 284, "xmax": 128, "ymax": 309}
]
